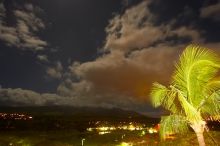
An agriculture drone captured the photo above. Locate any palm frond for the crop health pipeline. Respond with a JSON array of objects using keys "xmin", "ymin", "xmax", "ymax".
[
  {"xmin": 197, "ymin": 80, "xmax": 220, "ymax": 112},
  {"xmin": 160, "ymin": 115, "xmax": 189, "ymax": 140},
  {"xmin": 150, "ymin": 44, "xmax": 220, "ymax": 141},
  {"xmin": 205, "ymin": 80, "xmax": 220, "ymax": 94},
  {"xmin": 151, "ymin": 83, "xmax": 183, "ymax": 114},
  {"xmin": 150, "ymin": 82, "xmax": 169, "ymax": 107},
  {"xmin": 177, "ymin": 89, "xmax": 202, "ymax": 123},
  {"xmin": 164, "ymin": 86, "xmax": 183, "ymax": 114},
  {"xmin": 172, "ymin": 44, "xmax": 220, "ymax": 107},
  {"xmin": 201, "ymin": 91, "xmax": 220, "ymax": 116}
]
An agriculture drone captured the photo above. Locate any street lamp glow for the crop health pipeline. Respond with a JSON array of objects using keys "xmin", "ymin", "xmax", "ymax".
[{"xmin": 81, "ymin": 138, "xmax": 85, "ymax": 146}]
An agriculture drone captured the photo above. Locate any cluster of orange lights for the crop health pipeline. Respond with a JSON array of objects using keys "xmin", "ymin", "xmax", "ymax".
[
  {"xmin": 0, "ymin": 113, "xmax": 33, "ymax": 120},
  {"xmin": 87, "ymin": 122, "xmax": 159, "ymax": 135}
]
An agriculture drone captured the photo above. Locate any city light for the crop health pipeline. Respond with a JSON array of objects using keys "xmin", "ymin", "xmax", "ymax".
[
  {"xmin": 148, "ymin": 127, "xmax": 158, "ymax": 134},
  {"xmin": 118, "ymin": 142, "xmax": 133, "ymax": 146},
  {"xmin": 140, "ymin": 130, "xmax": 145, "ymax": 136},
  {"xmin": 86, "ymin": 121, "xmax": 159, "ymax": 137},
  {"xmin": 98, "ymin": 131, "xmax": 111, "ymax": 135},
  {"xmin": 0, "ymin": 113, "xmax": 33, "ymax": 121}
]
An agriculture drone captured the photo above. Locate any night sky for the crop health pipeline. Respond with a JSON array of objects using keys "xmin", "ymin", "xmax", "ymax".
[{"xmin": 0, "ymin": 0, "xmax": 220, "ymax": 115}]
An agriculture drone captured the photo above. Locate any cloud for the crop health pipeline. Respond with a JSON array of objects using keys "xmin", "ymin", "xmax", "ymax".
[
  {"xmin": 57, "ymin": 1, "xmax": 220, "ymax": 110},
  {"xmin": 0, "ymin": 2, "xmax": 47, "ymax": 51},
  {"xmin": 0, "ymin": 3, "xmax": 5, "ymax": 17},
  {"xmin": 1, "ymin": 1, "xmax": 220, "ymax": 114},
  {"xmin": 104, "ymin": 1, "xmax": 160, "ymax": 52},
  {"xmin": 0, "ymin": 26, "xmax": 19, "ymax": 46},
  {"xmin": 170, "ymin": 26, "xmax": 203, "ymax": 42},
  {"xmin": 46, "ymin": 61, "xmax": 63, "ymax": 79},
  {"xmin": 37, "ymin": 55, "xmax": 49, "ymax": 62},
  {"xmin": 24, "ymin": 3, "xmax": 34, "ymax": 12},
  {"xmin": 0, "ymin": 88, "xmax": 73, "ymax": 106},
  {"xmin": 200, "ymin": 2, "xmax": 220, "ymax": 21},
  {"xmin": 104, "ymin": 1, "xmax": 204, "ymax": 53},
  {"xmin": 56, "ymin": 0, "xmax": 220, "ymax": 112},
  {"xmin": 0, "ymin": 87, "xmax": 156, "ymax": 115}
]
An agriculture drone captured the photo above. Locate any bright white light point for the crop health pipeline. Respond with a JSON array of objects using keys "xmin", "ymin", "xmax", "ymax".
[{"xmin": 119, "ymin": 142, "xmax": 133, "ymax": 146}]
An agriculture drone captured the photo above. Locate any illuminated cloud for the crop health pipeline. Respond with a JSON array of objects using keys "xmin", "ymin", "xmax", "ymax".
[
  {"xmin": 37, "ymin": 55, "xmax": 49, "ymax": 63},
  {"xmin": 57, "ymin": 1, "xmax": 201, "ymax": 100},
  {"xmin": 1, "ymin": 0, "xmax": 220, "ymax": 114},
  {"xmin": 57, "ymin": 0, "xmax": 220, "ymax": 111},
  {"xmin": 0, "ymin": 88, "xmax": 73, "ymax": 106},
  {"xmin": 200, "ymin": 2, "xmax": 220, "ymax": 21},
  {"xmin": 46, "ymin": 61, "xmax": 63, "ymax": 79},
  {"xmin": 104, "ymin": 1, "xmax": 161, "ymax": 52},
  {"xmin": 0, "ymin": 2, "xmax": 47, "ymax": 51},
  {"xmin": 104, "ymin": 1, "xmax": 203, "ymax": 53}
]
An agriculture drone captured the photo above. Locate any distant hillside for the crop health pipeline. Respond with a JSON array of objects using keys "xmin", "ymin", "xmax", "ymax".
[
  {"xmin": 0, "ymin": 106, "xmax": 160, "ymax": 131},
  {"xmin": 0, "ymin": 106, "xmax": 159, "ymax": 121}
]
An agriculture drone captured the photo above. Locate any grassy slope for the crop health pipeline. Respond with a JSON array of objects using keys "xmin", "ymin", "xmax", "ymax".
[{"xmin": 0, "ymin": 130, "xmax": 219, "ymax": 146}]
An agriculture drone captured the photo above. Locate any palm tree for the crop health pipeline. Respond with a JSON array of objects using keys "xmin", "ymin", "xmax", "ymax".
[{"xmin": 150, "ymin": 45, "xmax": 220, "ymax": 146}]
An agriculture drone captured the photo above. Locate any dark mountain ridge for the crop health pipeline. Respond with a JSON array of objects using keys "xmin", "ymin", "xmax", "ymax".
[
  {"xmin": 0, "ymin": 106, "xmax": 159, "ymax": 121},
  {"xmin": 0, "ymin": 106, "xmax": 160, "ymax": 131}
]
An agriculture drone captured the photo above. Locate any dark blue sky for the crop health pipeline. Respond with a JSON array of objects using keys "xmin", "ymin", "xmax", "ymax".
[
  {"xmin": 0, "ymin": 0, "xmax": 123, "ymax": 92},
  {"xmin": 0, "ymin": 0, "xmax": 220, "ymax": 113}
]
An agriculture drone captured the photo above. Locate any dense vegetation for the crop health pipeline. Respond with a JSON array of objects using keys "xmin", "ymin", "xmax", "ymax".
[{"xmin": 151, "ymin": 45, "xmax": 220, "ymax": 146}]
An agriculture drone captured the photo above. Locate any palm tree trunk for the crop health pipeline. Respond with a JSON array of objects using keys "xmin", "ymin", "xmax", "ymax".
[
  {"xmin": 190, "ymin": 121, "xmax": 206, "ymax": 146},
  {"xmin": 195, "ymin": 131, "xmax": 205, "ymax": 146}
]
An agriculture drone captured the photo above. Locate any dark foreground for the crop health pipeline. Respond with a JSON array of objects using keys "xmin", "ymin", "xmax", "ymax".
[
  {"xmin": 0, "ymin": 107, "xmax": 219, "ymax": 146},
  {"xmin": 0, "ymin": 130, "xmax": 219, "ymax": 146}
]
